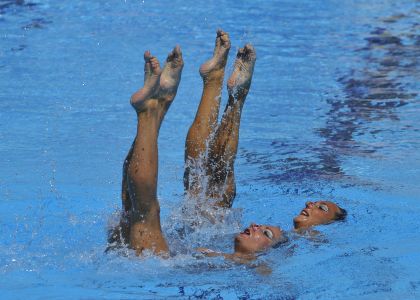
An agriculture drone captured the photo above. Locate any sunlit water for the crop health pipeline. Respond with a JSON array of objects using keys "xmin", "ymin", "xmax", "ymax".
[{"xmin": 1, "ymin": 0, "xmax": 419, "ymax": 299}]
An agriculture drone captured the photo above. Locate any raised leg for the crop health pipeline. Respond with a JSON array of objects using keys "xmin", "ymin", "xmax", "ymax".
[
  {"xmin": 112, "ymin": 47, "xmax": 183, "ymax": 256},
  {"xmin": 184, "ymin": 30, "xmax": 231, "ymax": 196},
  {"xmin": 127, "ymin": 102, "xmax": 164, "ymax": 254},
  {"xmin": 206, "ymin": 44, "xmax": 256, "ymax": 207},
  {"xmin": 157, "ymin": 45, "xmax": 184, "ymax": 126},
  {"xmin": 108, "ymin": 140, "xmax": 134, "ymax": 246},
  {"xmin": 122, "ymin": 140, "xmax": 135, "ymax": 213}
]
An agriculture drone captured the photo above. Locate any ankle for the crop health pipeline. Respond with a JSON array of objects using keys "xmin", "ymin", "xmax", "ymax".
[{"xmin": 202, "ymin": 71, "xmax": 224, "ymax": 84}]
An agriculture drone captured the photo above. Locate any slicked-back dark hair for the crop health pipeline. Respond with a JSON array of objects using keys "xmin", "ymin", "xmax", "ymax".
[
  {"xmin": 272, "ymin": 233, "xmax": 289, "ymax": 249},
  {"xmin": 334, "ymin": 206, "xmax": 347, "ymax": 221}
]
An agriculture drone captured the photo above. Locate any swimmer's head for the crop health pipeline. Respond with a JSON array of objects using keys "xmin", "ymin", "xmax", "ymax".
[
  {"xmin": 293, "ymin": 200, "xmax": 347, "ymax": 230},
  {"xmin": 234, "ymin": 223, "xmax": 286, "ymax": 254}
]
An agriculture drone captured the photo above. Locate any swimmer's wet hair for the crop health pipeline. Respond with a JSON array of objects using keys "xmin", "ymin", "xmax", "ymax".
[
  {"xmin": 271, "ymin": 233, "xmax": 289, "ymax": 249},
  {"xmin": 334, "ymin": 206, "xmax": 347, "ymax": 221}
]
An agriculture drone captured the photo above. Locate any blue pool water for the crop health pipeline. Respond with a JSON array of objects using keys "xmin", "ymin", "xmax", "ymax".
[{"xmin": 1, "ymin": 0, "xmax": 419, "ymax": 299}]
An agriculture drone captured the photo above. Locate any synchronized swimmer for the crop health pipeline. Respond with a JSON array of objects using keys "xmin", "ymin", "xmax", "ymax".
[{"xmin": 108, "ymin": 30, "xmax": 347, "ymax": 260}]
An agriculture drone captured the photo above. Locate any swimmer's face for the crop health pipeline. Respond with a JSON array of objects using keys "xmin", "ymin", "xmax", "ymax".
[
  {"xmin": 293, "ymin": 201, "xmax": 341, "ymax": 229},
  {"xmin": 234, "ymin": 223, "xmax": 284, "ymax": 254}
]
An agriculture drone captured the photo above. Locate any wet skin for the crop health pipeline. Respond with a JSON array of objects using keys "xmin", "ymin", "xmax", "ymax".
[
  {"xmin": 197, "ymin": 223, "xmax": 284, "ymax": 261},
  {"xmin": 113, "ymin": 30, "xmax": 283, "ymax": 260},
  {"xmin": 185, "ymin": 29, "xmax": 257, "ymax": 208},
  {"xmin": 234, "ymin": 223, "xmax": 284, "ymax": 255},
  {"xmin": 118, "ymin": 46, "xmax": 184, "ymax": 256},
  {"xmin": 293, "ymin": 201, "xmax": 342, "ymax": 229}
]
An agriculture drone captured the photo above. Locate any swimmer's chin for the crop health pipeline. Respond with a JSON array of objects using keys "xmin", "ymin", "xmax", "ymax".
[{"xmin": 293, "ymin": 215, "xmax": 313, "ymax": 230}]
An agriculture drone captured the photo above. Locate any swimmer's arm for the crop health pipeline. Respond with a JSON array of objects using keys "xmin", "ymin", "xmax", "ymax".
[
  {"xmin": 196, "ymin": 248, "xmax": 254, "ymax": 262},
  {"xmin": 247, "ymin": 261, "xmax": 272, "ymax": 275},
  {"xmin": 195, "ymin": 247, "xmax": 232, "ymax": 259},
  {"xmin": 196, "ymin": 248, "xmax": 271, "ymax": 274}
]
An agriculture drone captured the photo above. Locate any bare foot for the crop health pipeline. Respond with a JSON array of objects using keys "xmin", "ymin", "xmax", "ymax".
[
  {"xmin": 199, "ymin": 29, "xmax": 231, "ymax": 81},
  {"xmin": 130, "ymin": 51, "xmax": 161, "ymax": 112},
  {"xmin": 158, "ymin": 45, "xmax": 184, "ymax": 102},
  {"xmin": 227, "ymin": 44, "xmax": 256, "ymax": 99}
]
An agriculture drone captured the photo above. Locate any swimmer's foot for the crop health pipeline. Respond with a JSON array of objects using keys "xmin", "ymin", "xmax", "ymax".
[
  {"xmin": 199, "ymin": 29, "xmax": 231, "ymax": 82},
  {"xmin": 227, "ymin": 44, "xmax": 256, "ymax": 101},
  {"xmin": 130, "ymin": 51, "xmax": 161, "ymax": 112},
  {"xmin": 158, "ymin": 45, "xmax": 184, "ymax": 103}
]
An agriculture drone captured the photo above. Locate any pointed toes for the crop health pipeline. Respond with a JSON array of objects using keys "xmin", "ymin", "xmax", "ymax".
[
  {"xmin": 221, "ymin": 36, "xmax": 231, "ymax": 49},
  {"xmin": 236, "ymin": 44, "xmax": 256, "ymax": 62},
  {"xmin": 217, "ymin": 29, "xmax": 231, "ymax": 48},
  {"xmin": 166, "ymin": 45, "xmax": 184, "ymax": 68},
  {"xmin": 173, "ymin": 45, "xmax": 182, "ymax": 58},
  {"xmin": 151, "ymin": 59, "xmax": 161, "ymax": 72},
  {"xmin": 144, "ymin": 50, "xmax": 152, "ymax": 62},
  {"xmin": 167, "ymin": 45, "xmax": 181, "ymax": 61},
  {"xmin": 244, "ymin": 44, "xmax": 256, "ymax": 59}
]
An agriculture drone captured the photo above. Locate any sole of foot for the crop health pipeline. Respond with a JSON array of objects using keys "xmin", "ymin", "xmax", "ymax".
[
  {"xmin": 158, "ymin": 45, "xmax": 184, "ymax": 102},
  {"xmin": 199, "ymin": 29, "xmax": 231, "ymax": 80},
  {"xmin": 130, "ymin": 51, "xmax": 161, "ymax": 112},
  {"xmin": 227, "ymin": 44, "xmax": 256, "ymax": 99}
]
